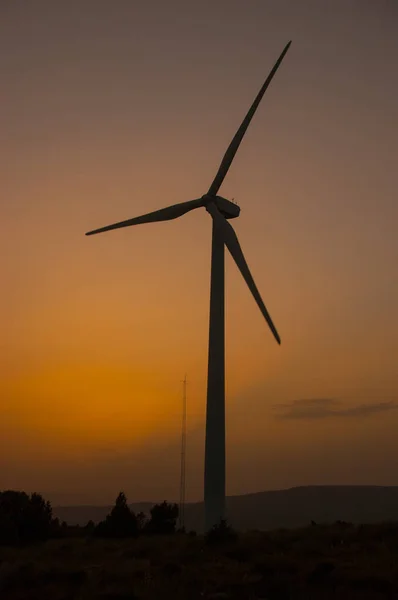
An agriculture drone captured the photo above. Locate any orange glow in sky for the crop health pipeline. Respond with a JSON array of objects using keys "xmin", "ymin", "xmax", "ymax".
[{"xmin": 1, "ymin": 1, "xmax": 397, "ymax": 505}]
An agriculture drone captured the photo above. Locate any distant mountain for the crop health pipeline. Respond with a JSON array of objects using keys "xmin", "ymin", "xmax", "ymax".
[{"xmin": 53, "ymin": 485, "xmax": 398, "ymax": 532}]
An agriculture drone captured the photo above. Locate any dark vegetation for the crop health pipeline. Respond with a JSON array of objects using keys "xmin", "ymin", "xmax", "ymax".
[
  {"xmin": 0, "ymin": 490, "xmax": 179, "ymax": 544},
  {"xmin": 2, "ymin": 490, "xmax": 398, "ymax": 598}
]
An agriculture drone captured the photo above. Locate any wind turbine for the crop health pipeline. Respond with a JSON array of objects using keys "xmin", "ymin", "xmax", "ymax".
[{"xmin": 86, "ymin": 41, "xmax": 291, "ymax": 532}]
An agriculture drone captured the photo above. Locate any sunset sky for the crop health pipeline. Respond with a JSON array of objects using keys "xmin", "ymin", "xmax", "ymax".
[{"xmin": 1, "ymin": 0, "xmax": 397, "ymax": 506}]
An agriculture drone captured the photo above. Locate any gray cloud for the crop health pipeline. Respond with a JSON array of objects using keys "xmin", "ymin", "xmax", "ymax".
[{"xmin": 273, "ymin": 398, "xmax": 398, "ymax": 420}]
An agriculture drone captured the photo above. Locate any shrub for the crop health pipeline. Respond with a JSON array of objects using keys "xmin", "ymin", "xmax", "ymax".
[
  {"xmin": 144, "ymin": 501, "xmax": 179, "ymax": 535},
  {"xmin": 205, "ymin": 519, "xmax": 238, "ymax": 545},
  {"xmin": 93, "ymin": 492, "xmax": 139, "ymax": 538},
  {"xmin": 0, "ymin": 490, "xmax": 56, "ymax": 545}
]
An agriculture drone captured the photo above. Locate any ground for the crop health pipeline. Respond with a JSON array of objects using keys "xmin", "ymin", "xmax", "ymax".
[{"xmin": 2, "ymin": 522, "xmax": 398, "ymax": 599}]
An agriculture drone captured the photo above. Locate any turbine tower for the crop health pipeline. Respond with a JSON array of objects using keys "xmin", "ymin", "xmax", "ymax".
[{"xmin": 85, "ymin": 41, "xmax": 291, "ymax": 532}]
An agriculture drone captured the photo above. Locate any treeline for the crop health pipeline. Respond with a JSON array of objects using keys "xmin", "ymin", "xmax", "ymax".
[{"xmin": 0, "ymin": 490, "xmax": 182, "ymax": 546}]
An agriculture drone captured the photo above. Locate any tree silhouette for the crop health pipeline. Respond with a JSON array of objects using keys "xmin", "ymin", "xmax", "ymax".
[
  {"xmin": 145, "ymin": 501, "xmax": 179, "ymax": 534},
  {"xmin": 0, "ymin": 490, "xmax": 56, "ymax": 545},
  {"xmin": 94, "ymin": 492, "xmax": 138, "ymax": 538},
  {"xmin": 205, "ymin": 518, "xmax": 238, "ymax": 545},
  {"xmin": 85, "ymin": 519, "xmax": 95, "ymax": 534},
  {"xmin": 0, "ymin": 508, "xmax": 18, "ymax": 545},
  {"xmin": 20, "ymin": 492, "xmax": 53, "ymax": 541}
]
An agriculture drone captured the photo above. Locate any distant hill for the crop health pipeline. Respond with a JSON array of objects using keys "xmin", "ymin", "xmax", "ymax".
[{"xmin": 53, "ymin": 485, "xmax": 398, "ymax": 532}]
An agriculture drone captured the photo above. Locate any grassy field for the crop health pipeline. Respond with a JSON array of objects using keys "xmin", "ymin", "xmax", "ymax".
[{"xmin": 2, "ymin": 522, "xmax": 398, "ymax": 599}]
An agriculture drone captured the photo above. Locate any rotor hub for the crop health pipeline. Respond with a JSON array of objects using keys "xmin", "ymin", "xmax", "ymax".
[{"xmin": 202, "ymin": 194, "xmax": 240, "ymax": 219}]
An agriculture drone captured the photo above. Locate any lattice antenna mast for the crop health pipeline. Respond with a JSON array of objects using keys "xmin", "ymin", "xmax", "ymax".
[{"xmin": 179, "ymin": 374, "xmax": 187, "ymax": 530}]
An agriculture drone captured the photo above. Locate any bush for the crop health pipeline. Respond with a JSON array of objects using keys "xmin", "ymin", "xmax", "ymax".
[
  {"xmin": 0, "ymin": 490, "xmax": 56, "ymax": 545},
  {"xmin": 84, "ymin": 520, "xmax": 95, "ymax": 534},
  {"xmin": 144, "ymin": 501, "xmax": 179, "ymax": 535},
  {"xmin": 205, "ymin": 519, "xmax": 238, "ymax": 545},
  {"xmin": 93, "ymin": 492, "xmax": 139, "ymax": 538},
  {"xmin": 0, "ymin": 511, "xmax": 18, "ymax": 545}
]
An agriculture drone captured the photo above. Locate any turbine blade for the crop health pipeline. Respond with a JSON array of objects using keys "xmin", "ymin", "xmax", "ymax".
[
  {"xmin": 207, "ymin": 41, "xmax": 292, "ymax": 197},
  {"xmin": 85, "ymin": 198, "xmax": 205, "ymax": 236},
  {"xmin": 207, "ymin": 202, "xmax": 281, "ymax": 344}
]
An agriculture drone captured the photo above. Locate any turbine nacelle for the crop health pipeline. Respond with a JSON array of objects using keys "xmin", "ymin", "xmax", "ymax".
[{"xmin": 203, "ymin": 194, "xmax": 240, "ymax": 220}]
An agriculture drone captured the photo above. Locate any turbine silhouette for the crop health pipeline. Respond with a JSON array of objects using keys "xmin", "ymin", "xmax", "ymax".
[{"xmin": 86, "ymin": 41, "xmax": 291, "ymax": 532}]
